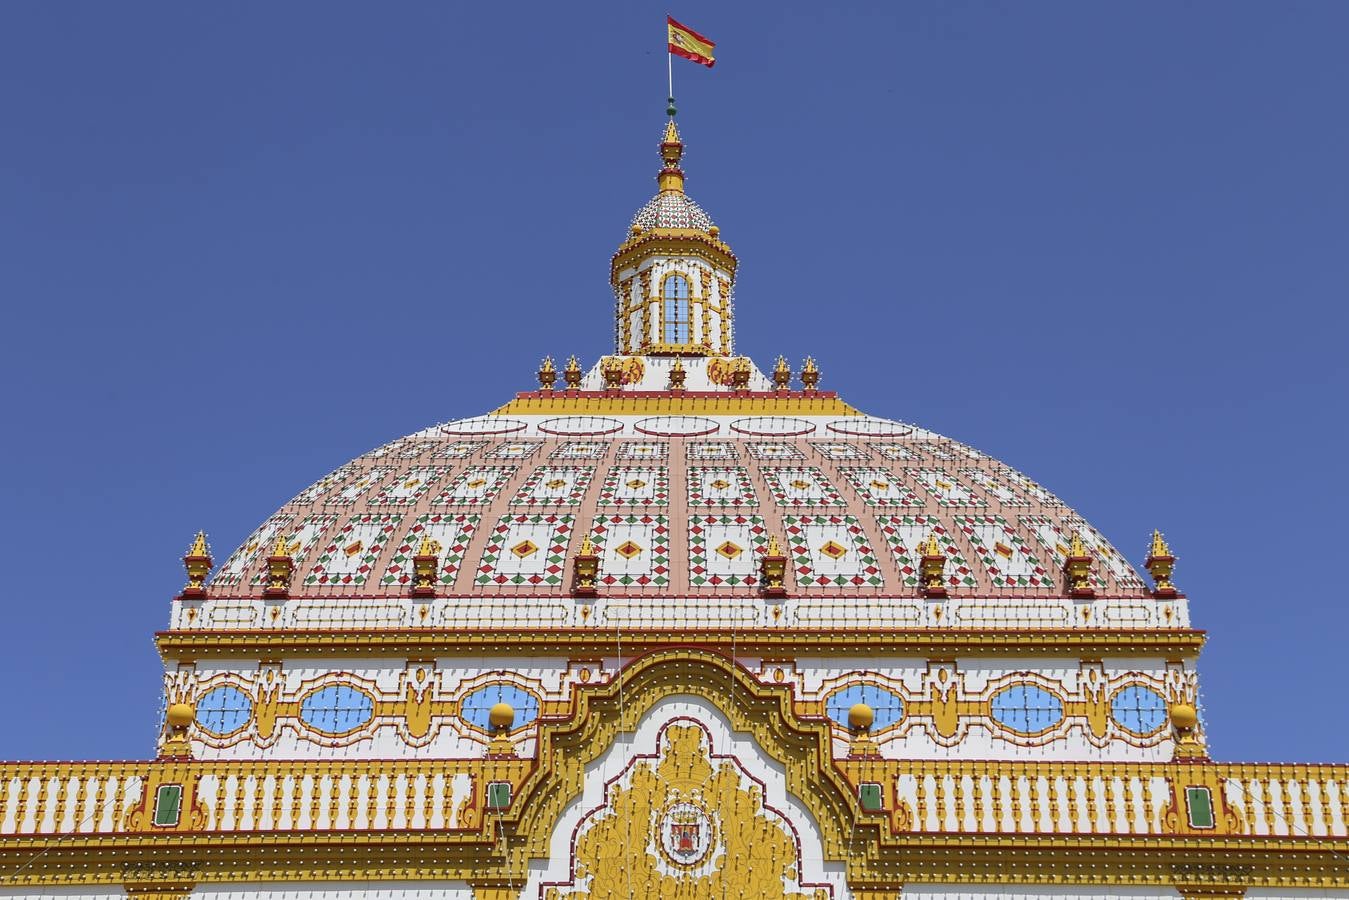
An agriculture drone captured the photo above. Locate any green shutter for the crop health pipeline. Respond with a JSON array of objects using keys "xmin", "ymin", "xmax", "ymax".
[
  {"xmin": 1185, "ymin": 786, "xmax": 1214, "ymax": 828},
  {"xmin": 153, "ymin": 784, "xmax": 183, "ymax": 827},
  {"xmin": 858, "ymin": 782, "xmax": 883, "ymax": 812},
  {"xmin": 487, "ymin": 781, "xmax": 512, "ymax": 810}
]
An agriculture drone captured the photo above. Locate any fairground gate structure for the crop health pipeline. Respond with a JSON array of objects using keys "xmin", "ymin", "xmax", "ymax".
[{"xmin": 1, "ymin": 114, "xmax": 1346, "ymax": 900}]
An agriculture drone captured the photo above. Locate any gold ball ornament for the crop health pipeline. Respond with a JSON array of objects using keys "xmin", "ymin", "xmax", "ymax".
[
  {"xmin": 489, "ymin": 702, "xmax": 515, "ymax": 730},
  {"xmin": 1169, "ymin": 702, "xmax": 1198, "ymax": 729},
  {"xmin": 166, "ymin": 703, "xmax": 195, "ymax": 728},
  {"xmin": 708, "ymin": 225, "xmax": 720, "ymax": 238},
  {"xmin": 848, "ymin": 702, "xmax": 874, "ymax": 730}
]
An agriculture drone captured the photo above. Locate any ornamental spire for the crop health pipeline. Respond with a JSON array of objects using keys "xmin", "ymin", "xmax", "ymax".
[{"xmin": 658, "ymin": 118, "xmax": 685, "ymax": 193}]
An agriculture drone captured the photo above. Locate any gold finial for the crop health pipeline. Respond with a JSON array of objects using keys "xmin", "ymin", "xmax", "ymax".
[
  {"xmin": 601, "ymin": 356, "xmax": 625, "ymax": 390},
  {"xmin": 264, "ymin": 534, "xmax": 294, "ymax": 599},
  {"xmin": 1063, "ymin": 531, "xmax": 1095, "ymax": 598},
  {"xmin": 919, "ymin": 531, "xmax": 948, "ymax": 598},
  {"xmin": 411, "ymin": 533, "xmax": 442, "ymax": 598},
  {"xmin": 563, "ymin": 355, "xmax": 583, "ymax": 389},
  {"xmin": 801, "ymin": 356, "xmax": 820, "ymax": 390},
  {"xmin": 772, "ymin": 356, "xmax": 792, "ymax": 390},
  {"xmin": 573, "ymin": 534, "xmax": 599, "ymax": 598},
  {"xmin": 1145, "ymin": 529, "xmax": 1178, "ymax": 598},
  {"xmin": 668, "ymin": 357, "xmax": 686, "ymax": 390},
  {"xmin": 847, "ymin": 702, "xmax": 880, "ymax": 759},
  {"xmin": 180, "ymin": 531, "xmax": 212, "ymax": 600},
  {"xmin": 658, "ymin": 118, "xmax": 686, "ymax": 193},
  {"xmin": 537, "ymin": 356, "xmax": 556, "ymax": 390},
  {"xmin": 760, "ymin": 534, "xmax": 788, "ymax": 599}
]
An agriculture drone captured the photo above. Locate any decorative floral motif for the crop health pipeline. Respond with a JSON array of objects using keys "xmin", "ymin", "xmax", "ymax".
[
  {"xmin": 475, "ymin": 514, "xmax": 574, "ymax": 585},
  {"xmin": 617, "ymin": 441, "xmax": 669, "ymax": 460},
  {"xmin": 839, "ymin": 468, "xmax": 922, "ymax": 507},
  {"xmin": 598, "ymin": 466, "xmax": 669, "ymax": 507},
  {"xmin": 686, "ymin": 441, "xmax": 738, "ymax": 461},
  {"xmin": 511, "ymin": 466, "xmax": 596, "ymax": 506},
  {"xmin": 687, "ymin": 467, "xmax": 757, "ymax": 507},
  {"xmin": 369, "ymin": 467, "xmax": 450, "ymax": 506},
  {"xmin": 783, "ymin": 515, "xmax": 883, "ymax": 587},
  {"xmin": 905, "ymin": 469, "xmax": 986, "ymax": 507},
  {"xmin": 587, "ymin": 514, "xmax": 670, "ymax": 587},
  {"xmin": 689, "ymin": 514, "xmax": 768, "ymax": 586},
  {"xmin": 956, "ymin": 514, "xmax": 1053, "ymax": 588},
  {"xmin": 809, "ymin": 441, "xmax": 869, "ymax": 460},
  {"xmin": 433, "ymin": 466, "xmax": 516, "ymax": 506},
  {"xmin": 760, "ymin": 466, "xmax": 846, "ymax": 507},
  {"xmin": 744, "ymin": 442, "xmax": 806, "ymax": 461},
  {"xmin": 305, "ymin": 512, "xmax": 403, "ymax": 586}
]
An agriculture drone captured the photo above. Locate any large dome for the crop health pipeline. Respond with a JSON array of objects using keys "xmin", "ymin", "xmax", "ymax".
[{"xmin": 201, "ymin": 396, "xmax": 1155, "ymax": 628}]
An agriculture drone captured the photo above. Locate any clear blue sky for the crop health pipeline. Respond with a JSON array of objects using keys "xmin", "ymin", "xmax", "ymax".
[{"xmin": 2, "ymin": 2, "xmax": 1345, "ymax": 762}]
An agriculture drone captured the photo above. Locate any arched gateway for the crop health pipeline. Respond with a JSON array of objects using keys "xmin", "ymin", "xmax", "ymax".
[{"xmin": 1, "ymin": 115, "xmax": 1346, "ymax": 900}]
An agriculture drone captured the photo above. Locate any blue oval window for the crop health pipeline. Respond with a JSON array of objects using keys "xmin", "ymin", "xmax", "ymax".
[
  {"xmin": 1111, "ymin": 684, "xmax": 1168, "ymax": 735},
  {"xmin": 990, "ymin": 684, "xmax": 1064, "ymax": 734},
  {"xmin": 195, "ymin": 686, "xmax": 252, "ymax": 736},
  {"xmin": 299, "ymin": 685, "xmax": 375, "ymax": 735},
  {"xmin": 460, "ymin": 684, "xmax": 539, "ymax": 732},
  {"xmin": 826, "ymin": 684, "xmax": 904, "ymax": 731}
]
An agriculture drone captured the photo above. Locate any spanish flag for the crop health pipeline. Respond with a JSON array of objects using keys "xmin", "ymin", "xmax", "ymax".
[{"xmin": 668, "ymin": 16, "xmax": 716, "ymax": 68}]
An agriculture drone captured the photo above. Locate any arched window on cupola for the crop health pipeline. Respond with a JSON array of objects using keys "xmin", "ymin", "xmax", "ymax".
[{"xmin": 662, "ymin": 274, "xmax": 692, "ymax": 345}]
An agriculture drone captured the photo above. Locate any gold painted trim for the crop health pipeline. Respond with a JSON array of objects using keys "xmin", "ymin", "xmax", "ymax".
[
  {"xmin": 155, "ymin": 627, "xmax": 1207, "ymax": 661},
  {"xmin": 492, "ymin": 394, "xmax": 861, "ymax": 415}
]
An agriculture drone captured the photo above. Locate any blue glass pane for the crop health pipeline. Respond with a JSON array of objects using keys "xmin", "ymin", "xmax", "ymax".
[
  {"xmin": 1111, "ymin": 684, "xmax": 1168, "ymax": 735},
  {"xmin": 460, "ymin": 684, "xmax": 540, "ymax": 732},
  {"xmin": 663, "ymin": 276, "xmax": 690, "ymax": 299},
  {"xmin": 825, "ymin": 684, "xmax": 904, "ymax": 731},
  {"xmin": 990, "ymin": 684, "xmax": 1064, "ymax": 734},
  {"xmin": 298, "ymin": 685, "xmax": 375, "ymax": 735},
  {"xmin": 195, "ymin": 686, "xmax": 252, "ymax": 736}
]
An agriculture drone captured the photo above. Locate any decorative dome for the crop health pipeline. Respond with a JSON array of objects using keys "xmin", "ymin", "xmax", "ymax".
[
  {"xmin": 197, "ymin": 376, "xmax": 1163, "ymax": 636},
  {"xmin": 631, "ymin": 190, "xmax": 714, "ymax": 232}
]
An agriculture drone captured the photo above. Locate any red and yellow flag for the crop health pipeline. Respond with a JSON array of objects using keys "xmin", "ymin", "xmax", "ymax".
[{"xmin": 667, "ymin": 16, "xmax": 716, "ymax": 68}]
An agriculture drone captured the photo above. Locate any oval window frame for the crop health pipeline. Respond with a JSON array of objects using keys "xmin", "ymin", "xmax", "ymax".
[
  {"xmin": 989, "ymin": 683, "xmax": 1066, "ymax": 736},
  {"xmin": 458, "ymin": 683, "xmax": 541, "ymax": 735},
  {"xmin": 824, "ymin": 683, "xmax": 906, "ymax": 734},
  {"xmin": 194, "ymin": 685, "xmax": 253, "ymax": 738},
  {"xmin": 1109, "ymin": 683, "xmax": 1169, "ymax": 737},
  {"xmin": 297, "ymin": 684, "xmax": 376, "ymax": 737}
]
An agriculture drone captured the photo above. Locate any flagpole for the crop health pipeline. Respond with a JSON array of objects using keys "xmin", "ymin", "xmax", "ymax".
[{"xmin": 667, "ymin": 45, "xmax": 675, "ymax": 116}]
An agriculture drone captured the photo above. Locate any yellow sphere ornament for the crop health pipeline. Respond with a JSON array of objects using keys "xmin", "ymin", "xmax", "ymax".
[
  {"xmin": 1169, "ymin": 702, "xmax": 1198, "ymax": 730},
  {"xmin": 848, "ymin": 702, "xmax": 874, "ymax": 731},
  {"xmin": 488, "ymin": 702, "xmax": 515, "ymax": 730},
  {"xmin": 165, "ymin": 703, "xmax": 195, "ymax": 728}
]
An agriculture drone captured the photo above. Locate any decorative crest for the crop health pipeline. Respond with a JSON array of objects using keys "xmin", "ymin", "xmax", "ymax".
[
  {"xmin": 572, "ymin": 534, "xmax": 599, "ymax": 599},
  {"xmin": 263, "ymin": 534, "xmax": 294, "ymax": 599},
  {"xmin": 563, "ymin": 355, "xmax": 583, "ymax": 389},
  {"xmin": 668, "ymin": 357, "xmax": 686, "ymax": 390},
  {"xmin": 1145, "ymin": 529, "xmax": 1178, "ymax": 598},
  {"xmin": 1062, "ymin": 531, "xmax": 1095, "ymax": 599},
  {"xmin": 179, "ymin": 531, "xmax": 212, "ymax": 600},
  {"xmin": 800, "ymin": 356, "xmax": 820, "ymax": 390},
  {"xmin": 537, "ymin": 356, "xmax": 556, "ymax": 390},
  {"xmin": 772, "ymin": 356, "xmax": 792, "ymax": 390},
  {"xmin": 919, "ymin": 531, "xmax": 948, "ymax": 599},
  {"xmin": 760, "ymin": 534, "xmax": 788, "ymax": 599}
]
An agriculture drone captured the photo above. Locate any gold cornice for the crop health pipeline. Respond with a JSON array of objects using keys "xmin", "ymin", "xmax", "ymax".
[
  {"xmin": 611, "ymin": 232, "xmax": 738, "ymax": 279},
  {"xmin": 491, "ymin": 392, "xmax": 860, "ymax": 416},
  {"xmin": 154, "ymin": 627, "xmax": 1206, "ymax": 661}
]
